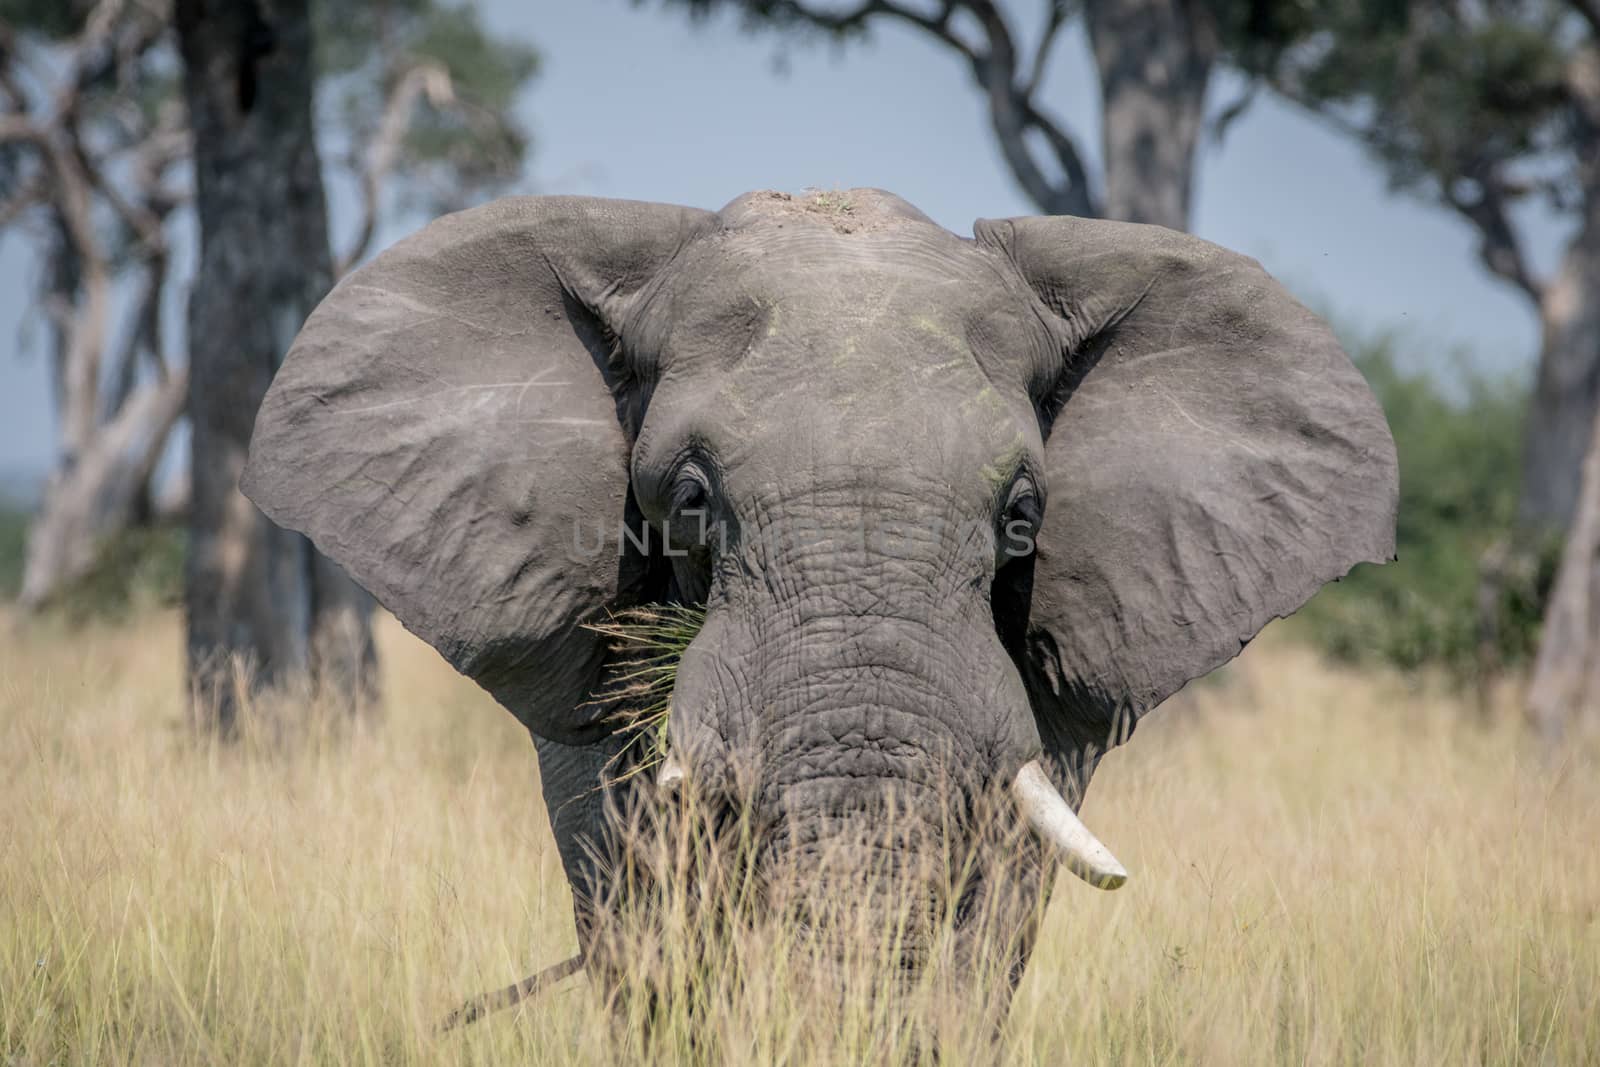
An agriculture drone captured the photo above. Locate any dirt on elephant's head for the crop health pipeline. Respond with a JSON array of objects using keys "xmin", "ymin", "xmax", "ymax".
[{"xmin": 737, "ymin": 187, "xmax": 932, "ymax": 234}]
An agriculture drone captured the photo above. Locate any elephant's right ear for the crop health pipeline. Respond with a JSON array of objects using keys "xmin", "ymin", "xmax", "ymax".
[{"xmin": 241, "ymin": 196, "xmax": 714, "ymax": 741}]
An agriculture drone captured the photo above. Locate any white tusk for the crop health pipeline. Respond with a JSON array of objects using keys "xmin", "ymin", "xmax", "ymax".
[
  {"xmin": 1011, "ymin": 760, "xmax": 1128, "ymax": 890},
  {"xmin": 657, "ymin": 751, "xmax": 685, "ymax": 795}
]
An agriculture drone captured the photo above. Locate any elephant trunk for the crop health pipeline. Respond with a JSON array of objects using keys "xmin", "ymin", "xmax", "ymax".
[
  {"xmin": 663, "ymin": 489, "xmax": 1122, "ymax": 952},
  {"xmin": 724, "ymin": 600, "xmax": 1032, "ymax": 950}
]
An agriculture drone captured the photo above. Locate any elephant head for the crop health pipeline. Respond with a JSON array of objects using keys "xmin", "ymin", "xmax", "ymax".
[{"xmin": 242, "ymin": 189, "xmax": 1396, "ymax": 1002}]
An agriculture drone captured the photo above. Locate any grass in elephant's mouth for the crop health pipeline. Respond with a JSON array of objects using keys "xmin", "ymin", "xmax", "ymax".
[
  {"xmin": 581, "ymin": 603, "xmax": 706, "ymax": 783},
  {"xmin": 3, "ymin": 608, "xmax": 1599, "ymax": 1065}
]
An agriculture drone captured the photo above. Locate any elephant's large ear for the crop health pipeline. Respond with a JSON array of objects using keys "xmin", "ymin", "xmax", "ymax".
[
  {"xmin": 242, "ymin": 196, "xmax": 714, "ymax": 741},
  {"xmin": 976, "ymin": 216, "xmax": 1398, "ymax": 783}
]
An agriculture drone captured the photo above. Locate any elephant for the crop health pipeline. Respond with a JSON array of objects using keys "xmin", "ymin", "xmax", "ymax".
[{"xmin": 241, "ymin": 188, "xmax": 1398, "ymax": 1026}]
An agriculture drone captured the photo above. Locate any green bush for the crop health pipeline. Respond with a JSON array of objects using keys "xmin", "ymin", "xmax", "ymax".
[
  {"xmin": 0, "ymin": 506, "xmax": 185, "ymax": 621},
  {"xmin": 52, "ymin": 523, "xmax": 187, "ymax": 622},
  {"xmin": 1292, "ymin": 333, "xmax": 1549, "ymax": 673}
]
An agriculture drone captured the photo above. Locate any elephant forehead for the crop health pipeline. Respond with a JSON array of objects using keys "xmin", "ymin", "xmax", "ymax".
[
  {"xmin": 630, "ymin": 204, "xmax": 1051, "ymax": 491},
  {"xmin": 711, "ymin": 217, "xmax": 988, "ymax": 295},
  {"xmin": 699, "ymin": 349, "xmax": 1040, "ymax": 499},
  {"xmin": 651, "ymin": 228, "xmax": 1040, "ymax": 371}
]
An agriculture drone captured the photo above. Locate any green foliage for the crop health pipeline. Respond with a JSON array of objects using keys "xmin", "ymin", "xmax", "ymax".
[
  {"xmin": 4, "ymin": 0, "xmax": 537, "ymax": 257},
  {"xmin": 313, "ymin": 0, "xmax": 539, "ymax": 214},
  {"xmin": 1294, "ymin": 334, "xmax": 1550, "ymax": 672},
  {"xmin": 399, "ymin": 4, "xmax": 537, "ymax": 193},
  {"xmin": 1250, "ymin": 1, "xmax": 1581, "ymax": 209},
  {"xmin": 0, "ymin": 501, "xmax": 184, "ymax": 620},
  {"xmin": 0, "ymin": 0, "xmax": 95, "ymax": 39},
  {"xmin": 407, "ymin": 3, "xmax": 538, "ymax": 112},
  {"xmin": 643, "ymin": 0, "xmax": 870, "ymax": 40},
  {"xmin": 32, "ymin": 524, "xmax": 186, "ymax": 624}
]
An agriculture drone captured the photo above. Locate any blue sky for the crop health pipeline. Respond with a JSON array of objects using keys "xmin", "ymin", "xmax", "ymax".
[{"xmin": 0, "ymin": 0, "xmax": 1566, "ymax": 487}]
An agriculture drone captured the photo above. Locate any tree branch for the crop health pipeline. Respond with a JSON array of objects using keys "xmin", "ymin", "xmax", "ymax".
[
  {"xmin": 0, "ymin": 151, "xmax": 107, "ymax": 467},
  {"xmin": 19, "ymin": 366, "xmax": 187, "ymax": 609},
  {"xmin": 953, "ymin": 0, "xmax": 1096, "ymax": 215},
  {"xmin": 699, "ymin": 0, "xmax": 1098, "ymax": 215},
  {"xmin": 0, "ymin": 172, "xmax": 44, "ymax": 226},
  {"xmin": 104, "ymin": 246, "xmax": 168, "ymax": 419},
  {"xmin": 2, "ymin": 0, "xmax": 181, "ymax": 453},
  {"xmin": 51, "ymin": 0, "xmax": 131, "ymax": 124},
  {"xmin": 1016, "ymin": 94, "xmax": 1096, "ymax": 215},
  {"xmin": 753, "ymin": 0, "xmax": 970, "ymax": 51},
  {"xmin": 336, "ymin": 61, "xmax": 455, "ymax": 276},
  {"xmin": 1444, "ymin": 167, "xmax": 1546, "ymax": 304},
  {"xmin": 1023, "ymin": 0, "xmax": 1068, "ymax": 98},
  {"xmin": 1567, "ymin": 43, "xmax": 1600, "ymax": 132},
  {"xmin": 0, "ymin": 32, "xmax": 32, "ymax": 113},
  {"xmin": 1272, "ymin": 76, "xmax": 1547, "ymax": 304},
  {"xmin": 1208, "ymin": 84, "xmax": 1259, "ymax": 144},
  {"xmin": 57, "ymin": 6, "xmax": 175, "ymax": 250},
  {"xmin": 0, "ymin": 113, "xmax": 50, "ymax": 148},
  {"xmin": 0, "ymin": 111, "xmax": 112, "ymax": 459},
  {"xmin": 81, "ymin": 105, "xmax": 189, "ymax": 250}
]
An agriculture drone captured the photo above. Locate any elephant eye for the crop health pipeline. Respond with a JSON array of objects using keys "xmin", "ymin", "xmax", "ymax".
[
  {"xmin": 664, "ymin": 461, "xmax": 717, "ymax": 549},
  {"xmin": 671, "ymin": 463, "xmax": 711, "ymax": 513},
  {"xmin": 1005, "ymin": 480, "xmax": 1043, "ymax": 531},
  {"xmin": 1000, "ymin": 479, "xmax": 1043, "ymax": 564}
]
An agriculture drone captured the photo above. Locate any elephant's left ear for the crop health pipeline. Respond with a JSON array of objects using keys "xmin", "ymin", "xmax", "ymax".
[{"xmin": 975, "ymin": 215, "xmax": 1398, "ymax": 779}]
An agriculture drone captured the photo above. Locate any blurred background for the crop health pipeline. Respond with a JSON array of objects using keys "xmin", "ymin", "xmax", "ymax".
[{"xmin": 1, "ymin": 0, "xmax": 1596, "ymax": 732}]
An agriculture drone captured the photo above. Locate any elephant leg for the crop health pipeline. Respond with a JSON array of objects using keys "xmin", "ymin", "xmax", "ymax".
[{"xmin": 531, "ymin": 731, "xmax": 631, "ymax": 959}]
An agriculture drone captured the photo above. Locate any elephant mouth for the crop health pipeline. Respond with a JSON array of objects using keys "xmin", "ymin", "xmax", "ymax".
[
  {"xmin": 654, "ymin": 747, "xmax": 1128, "ymax": 891},
  {"xmin": 582, "ymin": 604, "xmax": 707, "ymax": 782},
  {"xmin": 586, "ymin": 602, "xmax": 1128, "ymax": 904}
]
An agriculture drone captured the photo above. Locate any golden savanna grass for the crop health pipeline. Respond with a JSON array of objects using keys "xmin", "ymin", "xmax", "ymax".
[{"xmin": 2, "ymin": 609, "xmax": 1597, "ymax": 1064}]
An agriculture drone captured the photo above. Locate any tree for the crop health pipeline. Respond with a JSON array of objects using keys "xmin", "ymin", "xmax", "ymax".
[
  {"xmin": 1242, "ymin": 0, "xmax": 1600, "ymax": 734},
  {"xmin": 0, "ymin": 0, "xmax": 536, "ymax": 617},
  {"xmin": 176, "ymin": 0, "xmax": 352, "ymax": 728},
  {"xmin": 310, "ymin": 0, "xmax": 539, "ymax": 267},
  {"xmin": 171, "ymin": 0, "xmax": 535, "ymax": 729},
  {"xmin": 1528, "ymin": 411, "xmax": 1600, "ymax": 740},
  {"xmin": 650, "ymin": 0, "xmax": 1233, "ymax": 229},
  {"xmin": 0, "ymin": 1, "xmax": 189, "ymax": 609},
  {"xmin": 1, "ymin": 0, "xmax": 537, "ymax": 735},
  {"xmin": 1256, "ymin": 0, "xmax": 1600, "ymax": 534}
]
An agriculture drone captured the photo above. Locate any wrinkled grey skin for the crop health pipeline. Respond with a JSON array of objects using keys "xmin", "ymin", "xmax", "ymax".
[{"xmin": 242, "ymin": 189, "xmax": 1398, "ymax": 1004}]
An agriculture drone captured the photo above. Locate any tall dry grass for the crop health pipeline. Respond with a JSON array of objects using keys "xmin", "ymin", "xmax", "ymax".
[{"xmin": 1, "ymin": 610, "xmax": 1596, "ymax": 1065}]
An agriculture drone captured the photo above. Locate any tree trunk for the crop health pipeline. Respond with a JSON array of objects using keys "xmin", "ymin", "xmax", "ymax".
[
  {"xmin": 43, "ymin": 216, "xmax": 78, "ymax": 419},
  {"xmin": 1521, "ymin": 274, "xmax": 1600, "ymax": 532},
  {"xmin": 1527, "ymin": 405, "xmax": 1600, "ymax": 744},
  {"xmin": 1519, "ymin": 63, "xmax": 1600, "ymax": 531},
  {"xmin": 20, "ymin": 374, "xmax": 187, "ymax": 608},
  {"xmin": 1527, "ymin": 49, "xmax": 1600, "ymax": 735},
  {"xmin": 177, "ymin": 0, "xmax": 376, "ymax": 731},
  {"xmin": 22, "ymin": 217, "xmax": 181, "ymax": 608},
  {"xmin": 309, "ymin": 551, "xmax": 380, "ymax": 713},
  {"xmin": 19, "ymin": 211, "xmax": 105, "ymax": 609},
  {"xmin": 1083, "ymin": 0, "xmax": 1217, "ymax": 229}
]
